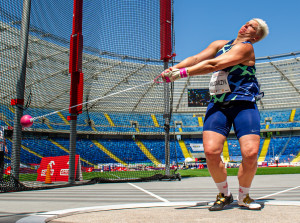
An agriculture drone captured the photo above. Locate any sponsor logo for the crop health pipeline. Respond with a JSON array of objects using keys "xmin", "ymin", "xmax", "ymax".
[
  {"xmin": 60, "ymin": 169, "xmax": 69, "ymax": 176},
  {"xmin": 41, "ymin": 169, "xmax": 54, "ymax": 176}
]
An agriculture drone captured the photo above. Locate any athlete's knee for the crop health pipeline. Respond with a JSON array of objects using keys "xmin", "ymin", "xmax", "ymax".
[
  {"xmin": 240, "ymin": 136, "xmax": 260, "ymax": 160},
  {"xmin": 205, "ymin": 149, "xmax": 223, "ymax": 167},
  {"xmin": 203, "ymin": 132, "xmax": 226, "ymax": 159},
  {"xmin": 243, "ymin": 148, "xmax": 259, "ymax": 160},
  {"xmin": 242, "ymin": 148, "xmax": 259, "ymax": 167},
  {"xmin": 204, "ymin": 143, "xmax": 223, "ymax": 161}
]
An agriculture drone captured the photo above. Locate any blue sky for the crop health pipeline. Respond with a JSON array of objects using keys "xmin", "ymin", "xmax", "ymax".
[{"xmin": 174, "ymin": 0, "xmax": 300, "ymax": 60}]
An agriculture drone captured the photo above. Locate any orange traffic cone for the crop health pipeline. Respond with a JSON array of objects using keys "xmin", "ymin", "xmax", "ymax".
[{"xmin": 45, "ymin": 164, "xmax": 52, "ymax": 184}]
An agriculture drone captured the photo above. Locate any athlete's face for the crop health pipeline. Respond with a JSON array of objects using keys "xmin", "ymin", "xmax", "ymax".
[{"xmin": 238, "ymin": 20, "xmax": 260, "ymax": 41}]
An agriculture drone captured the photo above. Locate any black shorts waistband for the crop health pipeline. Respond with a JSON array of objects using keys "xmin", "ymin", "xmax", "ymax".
[{"xmin": 215, "ymin": 100, "xmax": 255, "ymax": 109}]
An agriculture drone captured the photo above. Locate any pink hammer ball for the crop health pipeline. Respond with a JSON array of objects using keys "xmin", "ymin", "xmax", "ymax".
[{"xmin": 20, "ymin": 115, "xmax": 33, "ymax": 128}]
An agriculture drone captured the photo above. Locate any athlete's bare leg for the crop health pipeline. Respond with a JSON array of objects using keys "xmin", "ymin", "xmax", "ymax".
[
  {"xmin": 203, "ymin": 131, "xmax": 227, "ymax": 183},
  {"xmin": 238, "ymin": 134, "xmax": 260, "ymax": 187}
]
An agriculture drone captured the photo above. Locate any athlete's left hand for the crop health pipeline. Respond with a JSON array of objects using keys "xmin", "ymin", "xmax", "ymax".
[{"xmin": 161, "ymin": 67, "xmax": 189, "ymax": 83}]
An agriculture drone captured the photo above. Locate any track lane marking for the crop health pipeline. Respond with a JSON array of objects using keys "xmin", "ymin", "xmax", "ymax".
[
  {"xmin": 128, "ymin": 183, "xmax": 169, "ymax": 202},
  {"xmin": 257, "ymin": 185, "xmax": 300, "ymax": 200}
]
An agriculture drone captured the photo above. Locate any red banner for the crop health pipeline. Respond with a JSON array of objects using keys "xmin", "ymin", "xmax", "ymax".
[{"xmin": 37, "ymin": 155, "xmax": 82, "ymax": 182}]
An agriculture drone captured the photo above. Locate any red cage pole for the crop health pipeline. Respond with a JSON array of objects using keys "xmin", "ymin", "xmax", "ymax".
[
  {"xmin": 160, "ymin": 0, "xmax": 174, "ymax": 178},
  {"xmin": 69, "ymin": 0, "xmax": 83, "ymax": 116},
  {"xmin": 68, "ymin": 0, "xmax": 83, "ymax": 184},
  {"xmin": 160, "ymin": 0, "xmax": 175, "ymax": 62}
]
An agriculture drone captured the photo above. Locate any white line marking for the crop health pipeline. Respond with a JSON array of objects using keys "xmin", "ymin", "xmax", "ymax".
[
  {"xmin": 263, "ymin": 200, "xmax": 300, "ymax": 206},
  {"xmin": 128, "ymin": 183, "xmax": 169, "ymax": 202},
  {"xmin": 17, "ymin": 200, "xmax": 300, "ymax": 223},
  {"xmin": 257, "ymin": 185, "xmax": 300, "ymax": 200},
  {"xmin": 16, "ymin": 201, "xmax": 207, "ymax": 223}
]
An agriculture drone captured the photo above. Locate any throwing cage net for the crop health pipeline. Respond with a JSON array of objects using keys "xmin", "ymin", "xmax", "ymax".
[
  {"xmin": 2, "ymin": 0, "xmax": 300, "ymax": 193},
  {"xmin": 0, "ymin": 0, "xmax": 182, "ymax": 193}
]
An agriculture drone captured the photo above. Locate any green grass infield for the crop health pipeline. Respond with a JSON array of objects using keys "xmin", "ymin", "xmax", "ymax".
[
  {"xmin": 17, "ymin": 166, "xmax": 300, "ymax": 182},
  {"xmin": 178, "ymin": 166, "xmax": 300, "ymax": 178}
]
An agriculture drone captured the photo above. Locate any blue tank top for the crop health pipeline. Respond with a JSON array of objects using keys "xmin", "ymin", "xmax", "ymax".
[{"xmin": 210, "ymin": 40, "xmax": 260, "ymax": 103}]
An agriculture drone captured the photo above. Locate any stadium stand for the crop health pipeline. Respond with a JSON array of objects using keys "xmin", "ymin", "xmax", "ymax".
[{"xmin": 0, "ymin": 1, "xmax": 299, "ymax": 193}]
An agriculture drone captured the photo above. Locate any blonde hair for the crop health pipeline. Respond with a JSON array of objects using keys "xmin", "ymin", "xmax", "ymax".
[{"xmin": 252, "ymin": 18, "xmax": 269, "ymax": 42}]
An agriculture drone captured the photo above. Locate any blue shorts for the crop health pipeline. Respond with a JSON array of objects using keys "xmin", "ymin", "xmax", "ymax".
[{"xmin": 203, "ymin": 101, "xmax": 260, "ymax": 139}]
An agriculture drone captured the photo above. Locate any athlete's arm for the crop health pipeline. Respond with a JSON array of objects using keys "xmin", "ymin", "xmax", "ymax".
[
  {"xmin": 165, "ymin": 40, "xmax": 227, "ymax": 72},
  {"xmin": 187, "ymin": 43, "xmax": 255, "ymax": 76}
]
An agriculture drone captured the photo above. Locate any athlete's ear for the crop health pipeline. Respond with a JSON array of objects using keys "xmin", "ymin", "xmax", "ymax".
[
  {"xmin": 251, "ymin": 37, "xmax": 258, "ymax": 43},
  {"xmin": 254, "ymin": 34, "xmax": 262, "ymax": 43}
]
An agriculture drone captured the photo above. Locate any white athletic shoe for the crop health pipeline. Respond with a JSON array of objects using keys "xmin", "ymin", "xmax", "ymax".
[{"xmin": 237, "ymin": 194, "xmax": 261, "ymax": 210}]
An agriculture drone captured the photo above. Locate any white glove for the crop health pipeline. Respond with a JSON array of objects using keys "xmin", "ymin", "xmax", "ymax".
[{"xmin": 162, "ymin": 68, "xmax": 189, "ymax": 83}]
